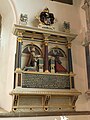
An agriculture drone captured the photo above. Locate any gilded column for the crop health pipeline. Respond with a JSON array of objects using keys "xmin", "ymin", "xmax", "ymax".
[{"xmin": 67, "ymin": 42, "xmax": 74, "ymax": 89}]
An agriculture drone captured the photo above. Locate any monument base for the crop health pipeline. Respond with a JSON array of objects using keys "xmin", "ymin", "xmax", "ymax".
[{"xmin": 10, "ymin": 87, "xmax": 81, "ymax": 112}]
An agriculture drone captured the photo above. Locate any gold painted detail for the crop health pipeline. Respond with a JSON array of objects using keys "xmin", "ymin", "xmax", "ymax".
[
  {"xmin": 17, "ymin": 31, "xmax": 23, "ymax": 37},
  {"xmin": 15, "ymin": 68, "xmax": 22, "ymax": 73},
  {"xmin": 45, "ymin": 42, "xmax": 48, "ymax": 46},
  {"xmin": 43, "ymin": 34, "xmax": 50, "ymax": 41},
  {"xmin": 66, "ymin": 42, "xmax": 71, "ymax": 48},
  {"xmin": 70, "ymin": 72, "xmax": 76, "ymax": 77},
  {"xmin": 22, "ymin": 70, "xmax": 70, "ymax": 76},
  {"xmin": 45, "ymin": 70, "xmax": 49, "ymax": 73},
  {"xmin": 17, "ymin": 37, "xmax": 22, "ymax": 42},
  {"xmin": 42, "ymin": 42, "xmax": 48, "ymax": 46}
]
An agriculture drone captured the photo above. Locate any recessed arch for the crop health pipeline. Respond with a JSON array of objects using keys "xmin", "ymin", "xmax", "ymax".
[
  {"xmin": 49, "ymin": 47, "xmax": 67, "ymax": 57},
  {"xmin": 22, "ymin": 44, "xmax": 42, "ymax": 56}
]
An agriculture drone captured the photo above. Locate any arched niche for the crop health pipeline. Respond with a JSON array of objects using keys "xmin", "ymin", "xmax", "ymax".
[
  {"xmin": 48, "ymin": 47, "xmax": 67, "ymax": 73},
  {"xmin": 21, "ymin": 44, "xmax": 42, "ymax": 70},
  {"xmin": 0, "ymin": 0, "xmax": 17, "ymax": 112}
]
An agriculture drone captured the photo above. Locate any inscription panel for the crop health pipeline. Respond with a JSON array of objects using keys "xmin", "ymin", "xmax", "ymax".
[{"xmin": 22, "ymin": 73, "xmax": 70, "ymax": 89}]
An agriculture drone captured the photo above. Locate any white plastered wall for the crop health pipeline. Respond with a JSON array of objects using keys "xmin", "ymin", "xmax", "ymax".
[
  {"xmin": 12, "ymin": 0, "xmax": 81, "ymax": 33},
  {"xmin": 0, "ymin": 0, "xmax": 90, "ymax": 119},
  {"xmin": 79, "ymin": 0, "xmax": 90, "ymax": 112},
  {"xmin": 71, "ymin": 0, "xmax": 88, "ymax": 111},
  {"xmin": 0, "ymin": 0, "xmax": 16, "ymax": 111},
  {"xmin": 12, "ymin": 0, "xmax": 89, "ymax": 109}
]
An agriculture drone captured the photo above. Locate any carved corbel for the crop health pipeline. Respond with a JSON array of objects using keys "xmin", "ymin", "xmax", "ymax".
[
  {"xmin": 45, "ymin": 95, "xmax": 51, "ymax": 106},
  {"xmin": 71, "ymin": 96, "xmax": 78, "ymax": 109},
  {"xmin": 13, "ymin": 95, "xmax": 19, "ymax": 110},
  {"xmin": 44, "ymin": 95, "xmax": 51, "ymax": 111}
]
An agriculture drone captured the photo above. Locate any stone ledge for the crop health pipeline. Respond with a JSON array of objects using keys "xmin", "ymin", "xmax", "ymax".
[
  {"xmin": 0, "ymin": 111, "xmax": 90, "ymax": 117},
  {"xmin": 10, "ymin": 87, "xmax": 81, "ymax": 96}
]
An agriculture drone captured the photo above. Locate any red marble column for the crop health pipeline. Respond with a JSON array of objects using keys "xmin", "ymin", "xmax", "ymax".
[{"xmin": 44, "ymin": 42, "xmax": 49, "ymax": 72}]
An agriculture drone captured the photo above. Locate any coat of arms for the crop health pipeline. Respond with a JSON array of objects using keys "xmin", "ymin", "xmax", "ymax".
[{"xmin": 36, "ymin": 8, "xmax": 55, "ymax": 30}]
